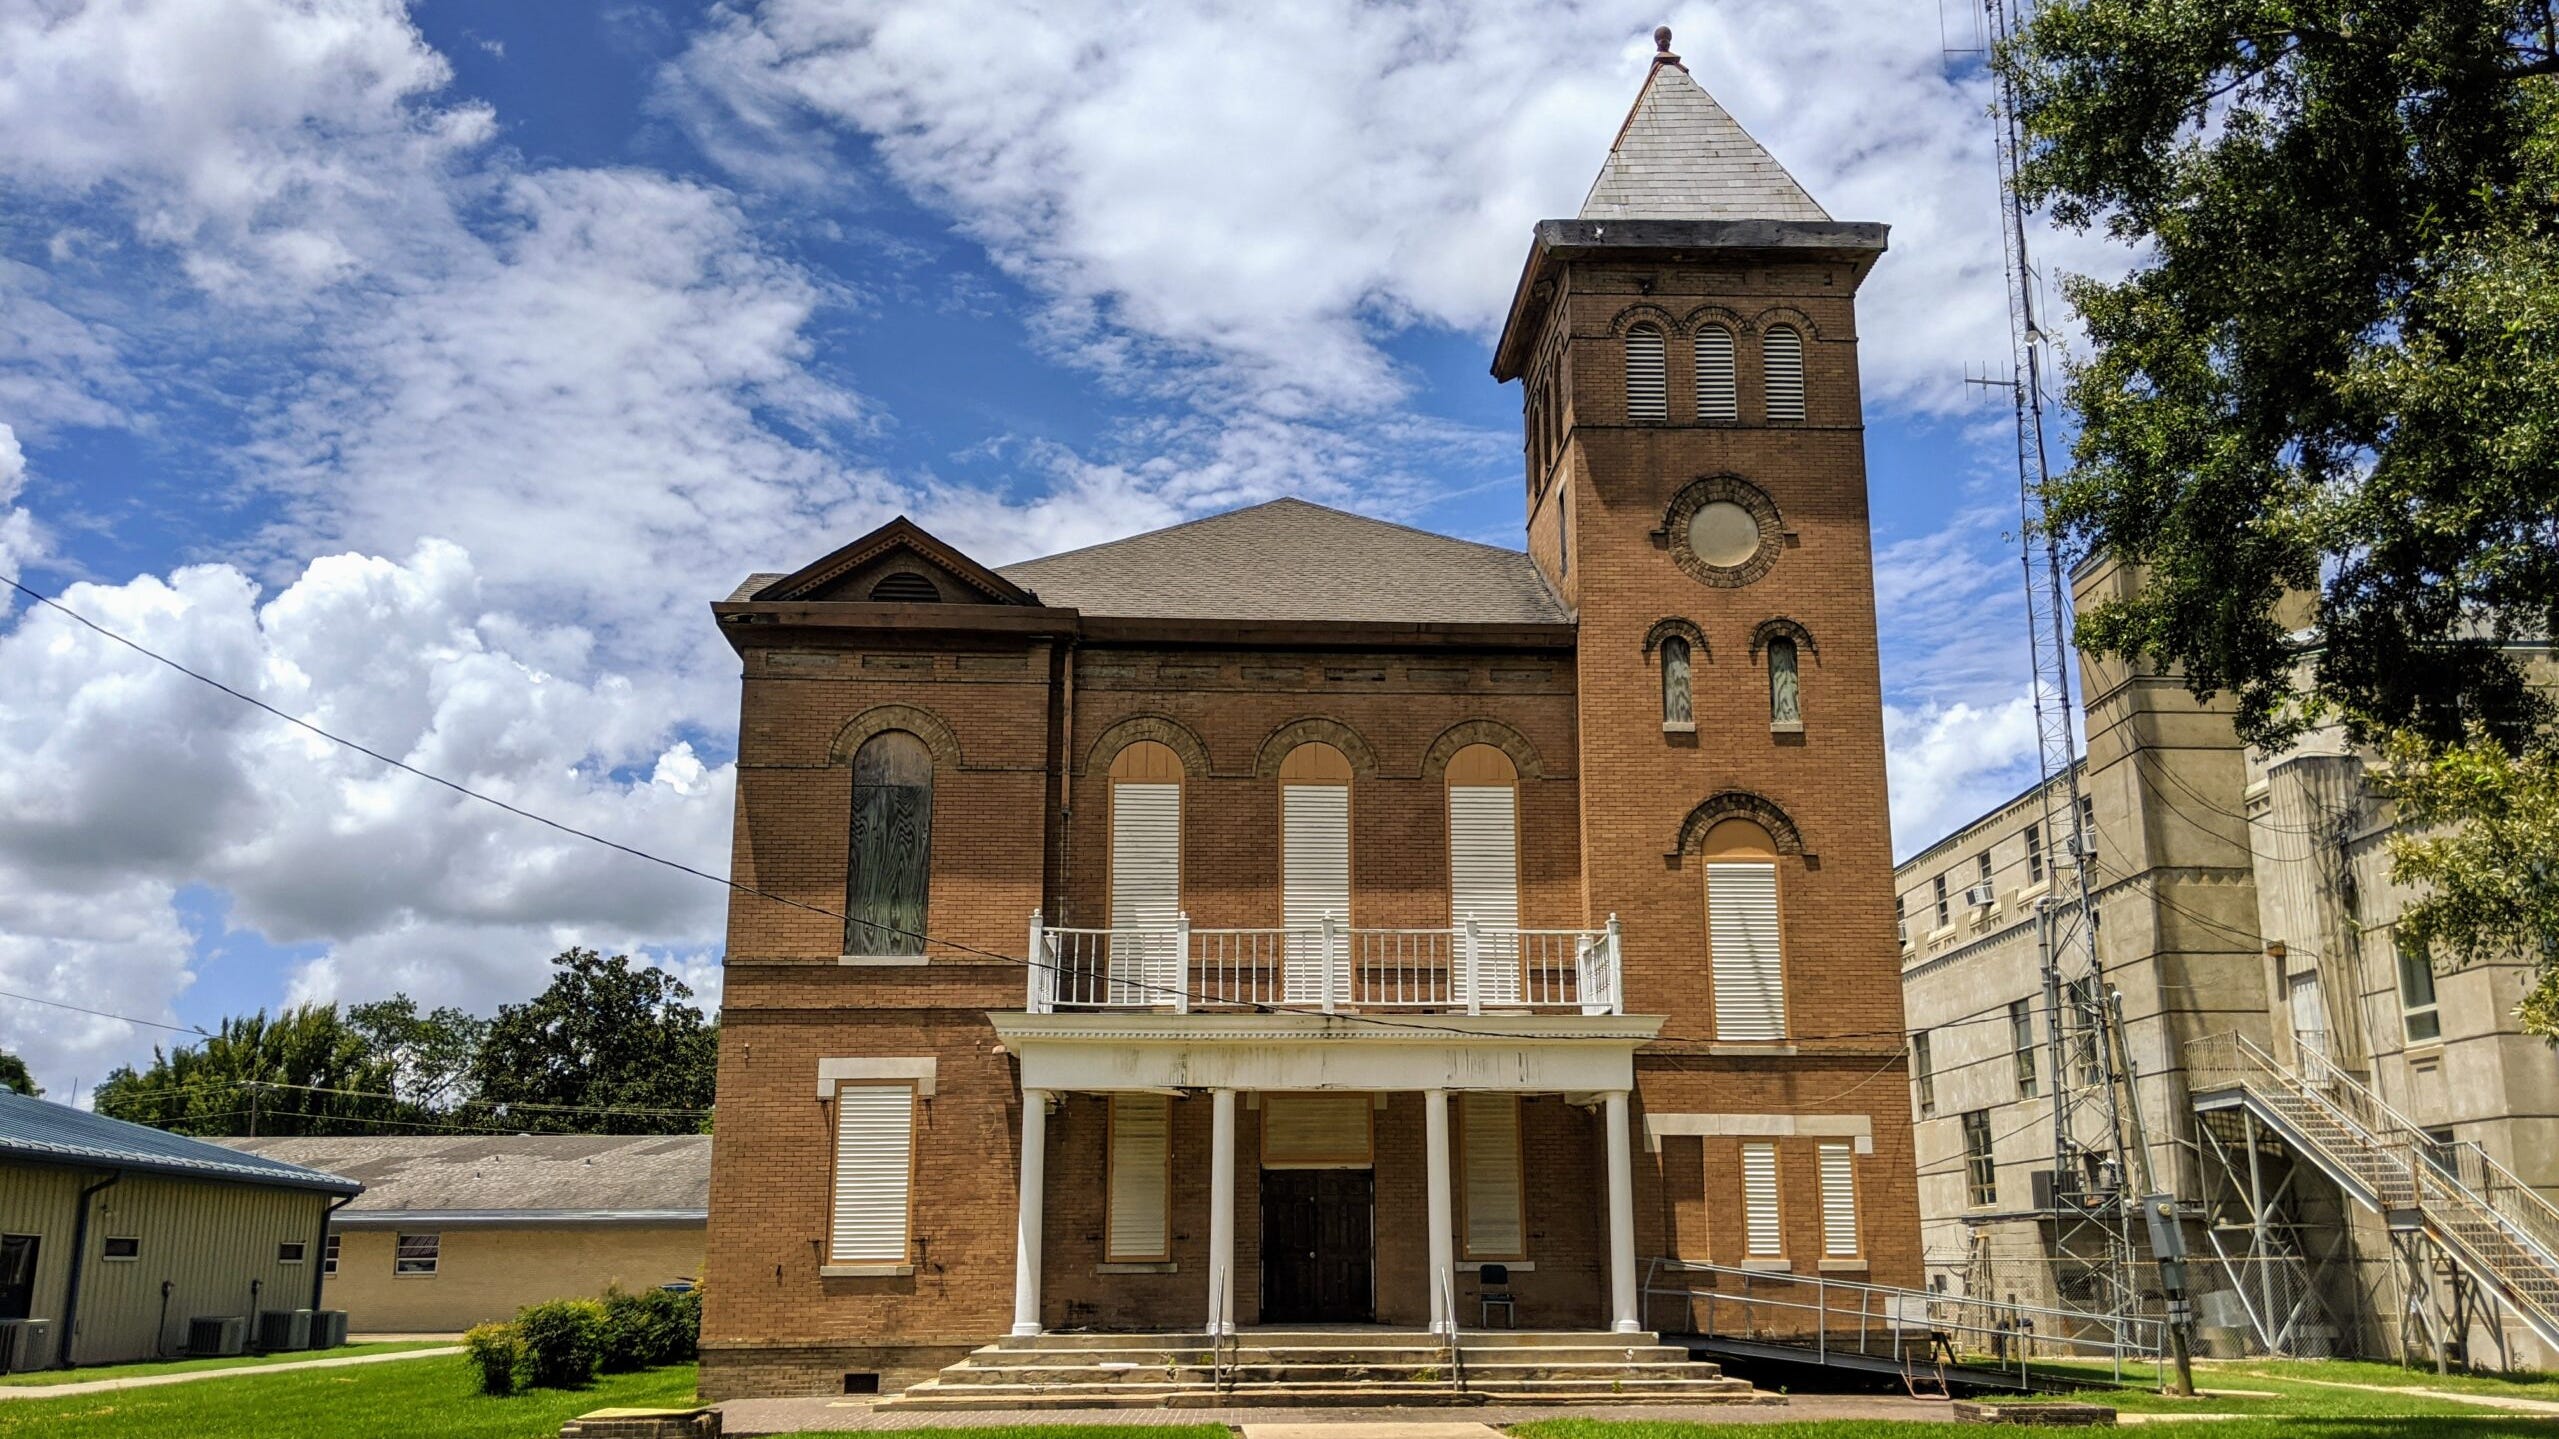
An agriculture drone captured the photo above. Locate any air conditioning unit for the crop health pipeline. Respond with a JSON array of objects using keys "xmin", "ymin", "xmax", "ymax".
[
  {"xmin": 188, "ymin": 1316, "xmax": 247, "ymax": 1357},
  {"xmin": 1963, "ymin": 882, "xmax": 1999, "ymax": 908},
  {"xmin": 254, "ymin": 1309, "xmax": 311, "ymax": 1353},
  {"xmin": 2066, "ymin": 832, "xmax": 2097, "ymax": 861},
  {"xmin": 0, "ymin": 1319, "xmax": 54, "ymax": 1373},
  {"xmin": 311, "ymin": 1310, "xmax": 349, "ymax": 1349}
]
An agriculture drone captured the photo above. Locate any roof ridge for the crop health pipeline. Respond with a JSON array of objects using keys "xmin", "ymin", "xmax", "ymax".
[{"xmin": 1000, "ymin": 497, "xmax": 1528, "ymax": 574}]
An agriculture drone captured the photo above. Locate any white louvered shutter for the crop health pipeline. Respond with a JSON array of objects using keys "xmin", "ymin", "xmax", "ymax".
[
  {"xmin": 1107, "ymin": 1094, "xmax": 1171, "ymax": 1260},
  {"xmin": 830, "ymin": 1085, "xmax": 914, "ymax": 1263},
  {"xmin": 1708, "ymin": 861, "xmax": 1786, "ymax": 1040},
  {"xmin": 1819, "ymin": 1141, "xmax": 1859, "ymax": 1258},
  {"xmin": 1282, "ymin": 784, "xmax": 1351, "ymax": 1004},
  {"xmin": 1624, "ymin": 325, "xmax": 1668, "ymax": 421},
  {"xmin": 1694, "ymin": 325, "xmax": 1738, "ymax": 421},
  {"xmin": 1449, "ymin": 786, "xmax": 1521, "ymax": 1004},
  {"xmin": 1461, "ymin": 1094, "xmax": 1524, "ymax": 1258},
  {"xmin": 1762, "ymin": 326, "xmax": 1805, "ymax": 421},
  {"xmin": 1742, "ymin": 1142, "xmax": 1783, "ymax": 1257},
  {"xmin": 1109, "ymin": 782, "xmax": 1183, "ymax": 1005}
]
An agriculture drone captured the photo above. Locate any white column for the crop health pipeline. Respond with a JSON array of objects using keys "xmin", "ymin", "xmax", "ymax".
[
  {"xmin": 1424, "ymin": 1087, "xmax": 1455, "ymax": 1336},
  {"xmin": 1604, "ymin": 1089, "xmax": 1640, "ymax": 1333},
  {"xmin": 1011, "ymin": 1088, "xmax": 1049, "ymax": 1337},
  {"xmin": 1208, "ymin": 1088, "xmax": 1237, "ymax": 1336}
]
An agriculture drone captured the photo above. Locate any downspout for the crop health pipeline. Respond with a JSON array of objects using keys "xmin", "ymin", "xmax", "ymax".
[
  {"xmin": 1055, "ymin": 637, "xmax": 1078, "ymax": 925},
  {"xmin": 58, "ymin": 1171, "xmax": 122, "ymax": 1370},
  {"xmin": 310, "ymin": 1195, "xmax": 354, "ymax": 1314}
]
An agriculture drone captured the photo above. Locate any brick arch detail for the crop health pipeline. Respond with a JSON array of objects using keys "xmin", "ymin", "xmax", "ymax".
[
  {"xmin": 1419, "ymin": 719, "xmax": 1546, "ymax": 782},
  {"xmin": 1642, "ymin": 617, "xmax": 1710, "ymax": 663},
  {"xmin": 1750, "ymin": 616, "xmax": 1821, "ymax": 663},
  {"xmin": 1609, "ymin": 303, "xmax": 1682, "ymax": 337},
  {"xmin": 1082, "ymin": 714, "xmax": 1212, "ymax": 779},
  {"xmin": 829, "ymin": 703, "xmax": 965, "ymax": 770},
  {"xmin": 1681, "ymin": 304, "xmax": 1748, "ymax": 336},
  {"xmin": 1673, "ymin": 791, "xmax": 1807, "ymax": 857},
  {"xmin": 1659, "ymin": 474, "xmax": 1786, "ymax": 589},
  {"xmin": 1752, "ymin": 305, "xmax": 1821, "ymax": 341},
  {"xmin": 1251, "ymin": 717, "xmax": 1383, "ymax": 780}
]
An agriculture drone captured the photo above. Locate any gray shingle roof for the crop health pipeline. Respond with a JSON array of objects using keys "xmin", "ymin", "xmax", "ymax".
[
  {"xmin": 1579, "ymin": 60, "xmax": 1830, "ymax": 223},
  {"xmin": 220, "ymin": 1135, "xmax": 709, "ymax": 1222},
  {"xmin": 0, "ymin": 1092, "xmax": 360, "ymax": 1194},
  {"xmin": 994, "ymin": 499, "xmax": 1568, "ymax": 626}
]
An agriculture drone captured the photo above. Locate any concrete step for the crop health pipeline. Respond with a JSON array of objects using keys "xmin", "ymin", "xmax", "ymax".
[
  {"xmin": 930, "ymin": 1360, "xmax": 1729, "ymax": 1387},
  {"xmin": 987, "ymin": 1329, "xmax": 1638, "ymax": 1350},
  {"xmin": 878, "ymin": 1377, "xmax": 1770, "ymax": 1411}
]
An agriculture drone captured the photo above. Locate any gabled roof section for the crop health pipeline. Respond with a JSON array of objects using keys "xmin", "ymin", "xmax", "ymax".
[
  {"xmin": 0, "ymin": 1092, "xmax": 361, "ymax": 1195},
  {"xmin": 224, "ymin": 1135, "xmax": 708, "ymax": 1221},
  {"xmin": 995, "ymin": 499, "xmax": 1568, "ymax": 626},
  {"xmin": 740, "ymin": 516, "xmax": 1039, "ymax": 605},
  {"xmin": 1578, "ymin": 37, "xmax": 1830, "ymax": 224}
]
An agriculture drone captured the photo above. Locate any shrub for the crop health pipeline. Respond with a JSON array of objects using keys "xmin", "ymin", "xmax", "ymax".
[
  {"xmin": 513, "ymin": 1298, "xmax": 607, "ymax": 1389},
  {"xmin": 655, "ymin": 1285, "xmax": 702, "ymax": 1365},
  {"xmin": 462, "ymin": 1322, "xmax": 526, "ymax": 1396},
  {"xmin": 597, "ymin": 1288, "xmax": 654, "ymax": 1374}
]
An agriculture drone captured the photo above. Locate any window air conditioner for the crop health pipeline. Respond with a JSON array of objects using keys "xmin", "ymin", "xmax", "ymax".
[
  {"xmin": 188, "ymin": 1316, "xmax": 247, "ymax": 1357},
  {"xmin": 1964, "ymin": 882, "xmax": 1999, "ymax": 908},
  {"xmin": 254, "ymin": 1309, "xmax": 312, "ymax": 1353}
]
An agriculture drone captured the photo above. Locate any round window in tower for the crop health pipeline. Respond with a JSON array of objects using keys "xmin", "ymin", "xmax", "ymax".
[
  {"xmin": 1662, "ymin": 476, "xmax": 1784, "ymax": 588},
  {"xmin": 1686, "ymin": 502, "xmax": 1762, "ymax": 568}
]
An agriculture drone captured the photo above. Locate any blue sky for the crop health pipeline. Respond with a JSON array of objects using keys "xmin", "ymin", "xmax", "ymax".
[{"xmin": 0, "ymin": 0, "xmax": 2121, "ymax": 1094}]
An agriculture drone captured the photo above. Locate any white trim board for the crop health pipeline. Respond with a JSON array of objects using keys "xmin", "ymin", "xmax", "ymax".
[
  {"xmin": 817, "ymin": 1056, "xmax": 939, "ymax": 1099},
  {"xmin": 1644, "ymin": 1112, "xmax": 1873, "ymax": 1153}
]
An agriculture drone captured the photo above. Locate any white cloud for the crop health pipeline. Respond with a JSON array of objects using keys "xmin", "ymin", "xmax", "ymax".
[
  {"xmin": 1885, "ymin": 695, "xmax": 2043, "ymax": 859},
  {"xmin": 0, "ymin": 542, "xmax": 732, "ymax": 1090}
]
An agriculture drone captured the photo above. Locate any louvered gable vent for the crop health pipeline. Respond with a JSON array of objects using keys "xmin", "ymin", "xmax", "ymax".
[
  {"xmin": 1708, "ymin": 860, "xmax": 1785, "ymax": 1040},
  {"xmin": 1762, "ymin": 326, "xmax": 1805, "ymax": 421},
  {"xmin": 830, "ymin": 1085, "xmax": 914, "ymax": 1264},
  {"xmin": 1694, "ymin": 325, "xmax": 1738, "ymax": 422},
  {"xmin": 1624, "ymin": 324, "xmax": 1668, "ymax": 421}
]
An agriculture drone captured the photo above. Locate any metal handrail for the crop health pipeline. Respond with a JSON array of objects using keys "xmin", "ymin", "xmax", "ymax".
[{"xmin": 1439, "ymin": 1263, "xmax": 1464, "ymax": 1392}]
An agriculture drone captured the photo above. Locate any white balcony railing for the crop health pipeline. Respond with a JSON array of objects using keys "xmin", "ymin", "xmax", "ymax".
[{"xmin": 1023, "ymin": 912, "xmax": 1621, "ymax": 1016}]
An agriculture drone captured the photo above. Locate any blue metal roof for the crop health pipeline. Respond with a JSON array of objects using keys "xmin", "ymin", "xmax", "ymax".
[{"xmin": 0, "ymin": 1092, "xmax": 361, "ymax": 1195}]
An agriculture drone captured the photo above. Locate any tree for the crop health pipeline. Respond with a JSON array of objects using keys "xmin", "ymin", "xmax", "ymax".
[
  {"xmin": 0, "ymin": 1050, "xmax": 37, "ymax": 1097},
  {"xmin": 2002, "ymin": 2, "xmax": 2559, "ymax": 1027},
  {"xmin": 469, "ymin": 950, "xmax": 716, "ymax": 1134},
  {"xmin": 347, "ymin": 995, "xmax": 488, "ymax": 1119},
  {"xmin": 92, "ymin": 1005, "xmax": 405, "ymax": 1136}
]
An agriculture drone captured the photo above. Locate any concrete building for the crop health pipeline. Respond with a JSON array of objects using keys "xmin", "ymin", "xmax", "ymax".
[
  {"xmin": 0, "ymin": 1091, "xmax": 360, "ymax": 1369},
  {"xmin": 698, "ymin": 37, "xmax": 1922, "ymax": 1403},
  {"xmin": 226, "ymin": 1135, "xmax": 708, "ymax": 1334}
]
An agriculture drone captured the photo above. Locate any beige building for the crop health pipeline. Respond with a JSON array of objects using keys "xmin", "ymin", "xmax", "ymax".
[
  {"xmin": 1897, "ymin": 555, "xmax": 2559, "ymax": 1368},
  {"xmin": 228, "ymin": 1135, "xmax": 707, "ymax": 1335},
  {"xmin": 0, "ymin": 1091, "xmax": 360, "ymax": 1369}
]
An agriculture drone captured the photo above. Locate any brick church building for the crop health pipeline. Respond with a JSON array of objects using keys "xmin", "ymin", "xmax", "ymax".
[{"xmin": 699, "ymin": 37, "xmax": 1919, "ymax": 1399}]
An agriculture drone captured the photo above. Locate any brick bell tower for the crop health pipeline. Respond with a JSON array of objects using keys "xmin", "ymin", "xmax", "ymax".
[{"xmin": 1494, "ymin": 31, "xmax": 1920, "ymax": 1283}]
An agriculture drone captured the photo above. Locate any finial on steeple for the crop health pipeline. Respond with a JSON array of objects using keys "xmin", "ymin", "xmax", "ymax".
[{"xmin": 1652, "ymin": 25, "xmax": 1684, "ymax": 70}]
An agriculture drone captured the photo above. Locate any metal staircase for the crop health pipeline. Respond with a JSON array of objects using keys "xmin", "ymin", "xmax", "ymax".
[{"xmin": 2188, "ymin": 1033, "xmax": 2559, "ymax": 1354}]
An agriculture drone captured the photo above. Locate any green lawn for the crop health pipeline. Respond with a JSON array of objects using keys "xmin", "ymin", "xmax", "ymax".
[
  {"xmin": 2220, "ymin": 1355, "xmax": 2559, "ymax": 1399},
  {"xmin": 1516, "ymin": 1421, "xmax": 2559, "ymax": 1438},
  {"xmin": 0, "ymin": 1354, "xmax": 695, "ymax": 1439},
  {"xmin": 0, "ymin": 1340, "xmax": 447, "ymax": 1387}
]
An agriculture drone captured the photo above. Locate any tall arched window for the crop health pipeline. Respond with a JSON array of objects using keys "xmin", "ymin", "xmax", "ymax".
[
  {"xmin": 1762, "ymin": 325, "xmax": 1805, "ymax": 422},
  {"xmin": 1661, "ymin": 636, "xmax": 1694, "ymax": 730},
  {"xmin": 1279, "ymin": 743, "xmax": 1353, "ymax": 1004},
  {"xmin": 847, "ymin": 731, "xmax": 933, "ymax": 957},
  {"xmin": 1694, "ymin": 324, "xmax": 1738, "ymax": 422},
  {"xmin": 1768, "ymin": 637, "xmax": 1802, "ymax": 727},
  {"xmin": 1109, "ymin": 741, "xmax": 1184, "ymax": 1005},
  {"xmin": 1703, "ymin": 819, "xmax": 1785, "ymax": 1040},
  {"xmin": 1624, "ymin": 323, "xmax": 1668, "ymax": 422},
  {"xmin": 1447, "ymin": 744, "xmax": 1522, "ymax": 1004}
]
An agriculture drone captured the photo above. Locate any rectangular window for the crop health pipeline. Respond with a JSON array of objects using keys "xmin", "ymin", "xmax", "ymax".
[
  {"xmin": 278, "ymin": 1241, "xmax": 306, "ymax": 1264},
  {"xmin": 1106, "ymin": 1094, "xmax": 1172, "ymax": 1262},
  {"xmin": 1818, "ymin": 1142, "xmax": 1859, "ymax": 1258},
  {"xmin": 1449, "ymin": 783, "xmax": 1523, "ymax": 1005},
  {"xmin": 2078, "ymin": 796, "xmax": 2098, "ymax": 864},
  {"xmin": 845, "ymin": 733, "xmax": 934, "ymax": 958},
  {"xmin": 393, "ymin": 1233, "xmax": 439, "ymax": 1276},
  {"xmin": 1976, "ymin": 852, "xmax": 1993, "ymax": 887},
  {"xmin": 829, "ymin": 1084, "xmax": 916, "ymax": 1266},
  {"xmin": 1706, "ymin": 860, "xmax": 1785, "ymax": 1040},
  {"xmin": 1932, "ymin": 874, "xmax": 1949, "ymax": 928},
  {"xmin": 2068, "ymin": 979, "xmax": 2103, "ymax": 1085},
  {"xmin": 324, "ymin": 1233, "xmax": 340, "ymax": 1277},
  {"xmin": 1895, "ymin": 896, "xmax": 1907, "ymax": 945},
  {"xmin": 1741, "ymin": 1142, "xmax": 1783, "ymax": 1257},
  {"xmin": 1108, "ymin": 779, "xmax": 1183, "ymax": 1003},
  {"xmin": 1281, "ymin": 781, "xmax": 1352, "ymax": 1006},
  {"xmin": 1962, "ymin": 1111, "xmax": 1997, "ymax": 1208},
  {"xmin": 2398, "ymin": 936, "xmax": 2442, "ymax": 1043},
  {"xmin": 2025, "ymin": 823, "xmax": 2044, "ymax": 883},
  {"xmin": 1460, "ymin": 1094, "xmax": 1525, "ymax": 1260},
  {"xmin": 2011, "ymin": 999, "xmax": 2038, "ymax": 1099},
  {"xmin": 1912, "ymin": 1031, "xmax": 1935, "ymax": 1116},
  {"xmin": 101, "ymin": 1237, "xmax": 139, "ymax": 1261}
]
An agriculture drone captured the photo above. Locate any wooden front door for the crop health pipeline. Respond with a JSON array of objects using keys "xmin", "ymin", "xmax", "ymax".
[{"xmin": 1259, "ymin": 1169, "xmax": 1374, "ymax": 1322}]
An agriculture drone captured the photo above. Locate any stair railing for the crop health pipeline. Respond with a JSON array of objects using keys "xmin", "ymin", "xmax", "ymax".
[
  {"xmin": 1439, "ymin": 1263, "xmax": 1464, "ymax": 1392},
  {"xmin": 1209, "ymin": 1261, "xmax": 1235, "ymax": 1392}
]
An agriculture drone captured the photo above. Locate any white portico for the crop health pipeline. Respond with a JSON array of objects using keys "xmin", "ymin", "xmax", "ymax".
[{"xmin": 990, "ymin": 1010, "xmax": 1664, "ymax": 1339}]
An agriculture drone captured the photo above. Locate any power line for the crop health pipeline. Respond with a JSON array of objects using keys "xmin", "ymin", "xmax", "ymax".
[{"xmin": 0, "ymin": 988, "xmax": 207, "ymax": 1037}]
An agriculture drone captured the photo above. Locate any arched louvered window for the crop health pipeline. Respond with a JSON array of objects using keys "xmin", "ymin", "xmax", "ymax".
[
  {"xmin": 1762, "ymin": 325, "xmax": 1805, "ymax": 422},
  {"xmin": 1447, "ymin": 744, "xmax": 1521, "ymax": 1005},
  {"xmin": 846, "ymin": 731, "xmax": 933, "ymax": 957},
  {"xmin": 1768, "ymin": 637, "xmax": 1802, "ymax": 727},
  {"xmin": 1661, "ymin": 636, "xmax": 1694, "ymax": 729},
  {"xmin": 1109, "ymin": 741, "xmax": 1185, "ymax": 1005},
  {"xmin": 869, "ymin": 572, "xmax": 941, "ymax": 603},
  {"xmin": 1694, "ymin": 325, "xmax": 1738, "ymax": 422},
  {"xmin": 1279, "ymin": 743, "xmax": 1353, "ymax": 1005},
  {"xmin": 1703, "ymin": 819, "xmax": 1785, "ymax": 1040},
  {"xmin": 1624, "ymin": 323, "xmax": 1667, "ymax": 422}
]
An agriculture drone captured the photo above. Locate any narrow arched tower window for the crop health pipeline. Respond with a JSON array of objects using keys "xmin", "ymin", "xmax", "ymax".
[
  {"xmin": 1762, "ymin": 325, "xmax": 1805, "ymax": 421},
  {"xmin": 1624, "ymin": 323, "xmax": 1667, "ymax": 421},
  {"xmin": 1694, "ymin": 325, "xmax": 1738, "ymax": 422},
  {"xmin": 847, "ymin": 730, "xmax": 933, "ymax": 957},
  {"xmin": 1768, "ymin": 637, "xmax": 1802, "ymax": 726},
  {"xmin": 1661, "ymin": 636, "xmax": 1694, "ymax": 728}
]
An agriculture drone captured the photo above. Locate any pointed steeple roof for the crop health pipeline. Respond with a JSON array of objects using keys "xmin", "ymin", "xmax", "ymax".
[{"xmin": 1578, "ymin": 32, "xmax": 1829, "ymax": 224}]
